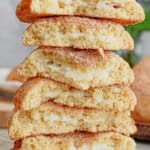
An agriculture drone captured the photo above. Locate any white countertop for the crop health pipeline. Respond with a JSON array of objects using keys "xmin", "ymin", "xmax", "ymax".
[{"xmin": 0, "ymin": 129, "xmax": 149, "ymax": 150}]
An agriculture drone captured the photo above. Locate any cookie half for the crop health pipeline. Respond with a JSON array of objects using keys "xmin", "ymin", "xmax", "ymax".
[
  {"xmin": 8, "ymin": 101, "xmax": 136, "ymax": 140},
  {"xmin": 16, "ymin": 0, "xmax": 144, "ymax": 25},
  {"xmin": 17, "ymin": 47, "xmax": 134, "ymax": 90},
  {"xmin": 23, "ymin": 17, "xmax": 134, "ymax": 50},
  {"xmin": 13, "ymin": 132, "xmax": 136, "ymax": 150},
  {"xmin": 14, "ymin": 77, "xmax": 136, "ymax": 111}
]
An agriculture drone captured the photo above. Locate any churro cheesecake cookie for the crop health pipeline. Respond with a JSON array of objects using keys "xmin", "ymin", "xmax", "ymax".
[
  {"xmin": 9, "ymin": 101, "xmax": 136, "ymax": 140},
  {"xmin": 13, "ymin": 132, "xmax": 136, "ymax": 150},
  {"xmin": 23, "ymin": 17, "xmax": 134, "ymax": 50},
  {"xmin": 17, "ymin": 47, "xmax": 134, "ymax": 90},
  {"xmin": 14, "ymin": 77, "xmax": 136, "ymax": 112},
  {"xmin": 17, "ymin": 0, "xmax": 144, "ymax": 25}
]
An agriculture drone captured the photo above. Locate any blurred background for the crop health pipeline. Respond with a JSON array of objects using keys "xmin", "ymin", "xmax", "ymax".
[
  {"xmin": 0, "ymin": 0, "xmax": 31, "ymax": 68},
  {"xmin": 0, "ymin": 0, "xmax": 150, "ymax": 68},
  {"xmin": 0, "ymin": 0, "xmax": 150, "ymax": 149}
]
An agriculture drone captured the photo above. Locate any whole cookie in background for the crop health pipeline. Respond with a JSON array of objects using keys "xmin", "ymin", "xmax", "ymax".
[{"xmin": 132, "ymin": 56, "xmax": 150, "ymax": 124}]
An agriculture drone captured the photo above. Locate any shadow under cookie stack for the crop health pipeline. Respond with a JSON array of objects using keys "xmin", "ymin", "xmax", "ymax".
[{"xmin": 9, "ymin": 0, "xmax": 145, "ymax": 150}]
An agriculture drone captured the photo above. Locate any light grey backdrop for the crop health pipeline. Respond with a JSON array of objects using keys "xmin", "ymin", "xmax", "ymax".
[
  {"xmin": 0, "ymin": 0, "xmax": 150, "ymax": 67},
  {"xmin": 0, "ymin": 0, "xmax": 31, "ymax": 68}
]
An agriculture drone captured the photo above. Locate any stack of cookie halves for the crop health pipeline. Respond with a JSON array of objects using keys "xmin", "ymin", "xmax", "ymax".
[{"xmin": 9, "ymin": 0, "xmax": 145, "ymax": 150}]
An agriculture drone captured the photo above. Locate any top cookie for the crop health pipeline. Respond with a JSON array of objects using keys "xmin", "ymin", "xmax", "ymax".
[{"xmin": 16, "ymin": 0, "xmax": 145, "ymax": 25}]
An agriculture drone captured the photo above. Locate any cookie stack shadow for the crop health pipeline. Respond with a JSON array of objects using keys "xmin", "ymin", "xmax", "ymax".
[{"xmin": 9, "ymin": 0, "xmax": 145, "ymax": 149}]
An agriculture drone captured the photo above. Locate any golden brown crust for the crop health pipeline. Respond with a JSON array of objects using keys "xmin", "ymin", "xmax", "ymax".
[
  {"xmin": 13, "ymin": 140, "xmax": 22, "ymax": 150},
  {"xmin": 13, "ymin": 77, "xmax": 38, "ymax": 110},
  {"xmin": 131, "ymin": 56, "xmax": 150, "ymax": 124},
  {"xmin": 16, "ymin": 0, "xmax": 145, "ymax": 25},
  {"xmin": 23, "ymin": 17, "xmax": 134, "ymax": 50}
]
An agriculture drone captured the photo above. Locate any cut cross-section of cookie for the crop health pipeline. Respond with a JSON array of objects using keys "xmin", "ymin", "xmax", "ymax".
[
  {"xmin": 17, "ymin": 47, "xmax": 134, "ymax": 90},
  {"xmin": 23, "ymin": 17, "xmax": 134, "ymax": 50},
  {"xmin": 14, "ymin": 77, "xmax": 136, "ymax": 111},
  {"xmin": 16, "ymin": 0, "xmax": 145, "ymax": 25},
  {"xmin": 8, "ymin": 101, "xmax": 136, "ymax": 140},
  {"xmin": 13, "ymin": 132, "xmax": 136, "ymax": 150}
]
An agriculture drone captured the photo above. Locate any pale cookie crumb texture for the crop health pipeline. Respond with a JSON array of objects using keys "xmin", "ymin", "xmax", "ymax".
[
  {"xmin": 23, "ymin": 17, "xmax": 134, "ymax": 50},
  {"xmin": 14, "ymin": 77, "xmax": 136, "ymax": 112},
  {"xmin": 8, "ymin": 101, "xmax": 137, "ymax": 140},
  {"xmin": 13, "ymin": 132, "xmax": 136, "ymax": 150},
  {"xmin": 17, "ymin": 47, "xmax": 134, "ymax": 90},
  {"xmin": 16, "ymin": 0, "xmax": 145, "ymax": 25}
]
